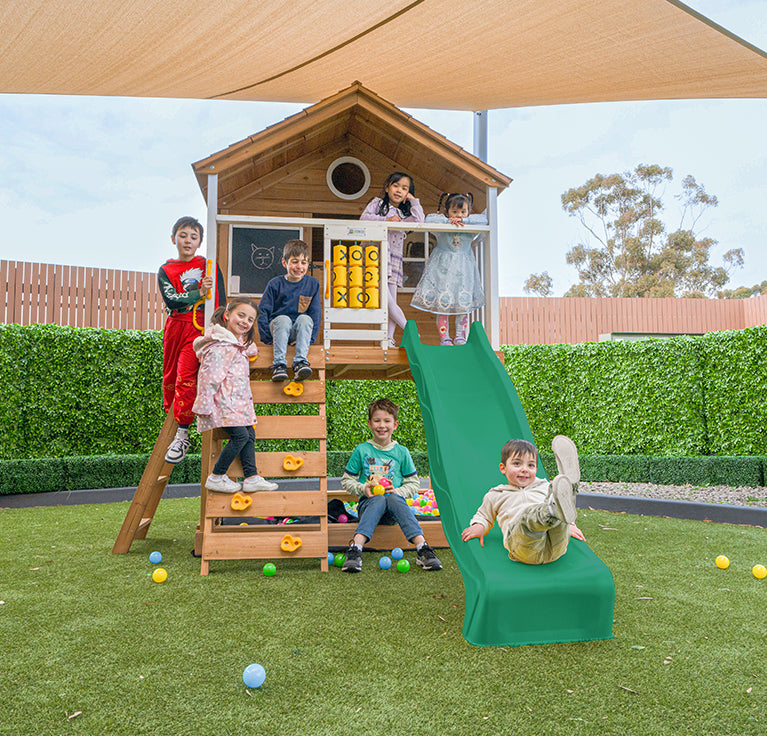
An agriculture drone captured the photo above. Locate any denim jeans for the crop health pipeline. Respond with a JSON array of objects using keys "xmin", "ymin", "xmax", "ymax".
[
  {"xmin": 270, "ymin": 314, "xmax": 313, "ymax": 367},
  {"xmin": 212, "ymin": 425, "xmax": 257, "ymax": 478},
  {"xmin": 354, "ymin": 493, "xmax": 423, "ymax": 543}
]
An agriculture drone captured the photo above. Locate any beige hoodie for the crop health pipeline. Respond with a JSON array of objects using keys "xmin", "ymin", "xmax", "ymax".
[{"xmin": 469, "ymin": 477, "xmax": 550, "ymax": 536}]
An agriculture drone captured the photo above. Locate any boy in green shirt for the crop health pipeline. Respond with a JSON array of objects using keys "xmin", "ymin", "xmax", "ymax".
[{"xmin": 340, "ymin": 398, "xmax": 442, "ymax": 572}]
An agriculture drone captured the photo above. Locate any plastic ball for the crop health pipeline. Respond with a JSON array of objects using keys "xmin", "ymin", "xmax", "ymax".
[
  {"xmin": 715, "ymin": 555, "xmax": 730, "ymax": 569},
  {"xmin": 753, "ymin": 564, "xmax": 767, "ymax": 580},
  {"xmin": 149, "ymin": 551, "xmax": 162, "ymax": 564},
  {"xmin": 334, "ymin": 553, "xmax": 345, "ymax": 568},
  {"xmin": 152, "ymin": 568, "xmax": 167, "ymax": 583},
  {"xmin": 391, "ymin": 547, "xmax": 404, "ymax": 560},
  {"xmin": 338, "ymin": 513, "xmax": 348, "ymax": 523},
  {"xmin": 396, "ymin": 559, "xmax": 410, "ymax": 573},
  {"xmin": 379, "ymin": 556, "xmax": 392, "ymax": 570},
  {"xmin": 406, "ymin": 498, "xmax": 414, "ymax": 506},
  {"xmin": 372, "ymin": 485, "xmax": 385, "ymax": 495},
  {"xmin": 327, "ymin": 552, "xmax": 335, "ymax": 566},
  {"xmin": 242, "ymin": 663, "xmax": 266, "ymax": 689},
  {"xmin": 262, "ymin": 563, "xmax": 277, "ymax": 577}
]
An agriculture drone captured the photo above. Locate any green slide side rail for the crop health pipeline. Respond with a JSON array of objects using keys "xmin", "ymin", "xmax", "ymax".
[{"xmin": 402, "ymin": 320, "xmax": 614, "ymax": 647}]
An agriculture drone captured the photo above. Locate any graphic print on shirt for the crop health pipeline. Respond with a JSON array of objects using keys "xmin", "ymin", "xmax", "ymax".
[{"xmin": 364, "ymin": 457, "xmax": 395, "ymax": 484}]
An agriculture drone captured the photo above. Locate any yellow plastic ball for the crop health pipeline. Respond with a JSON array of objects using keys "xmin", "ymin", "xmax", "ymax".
[
  {"xmin": 715, "ymin": 555, "xmax": 730, "ymax": 570},
  {"xmin": 752, "ymin": 564, "xmax": 767, "ymax": 580},
  {"xmin": 152, "ymin": 568, "xmax": 168, "ymax": 583}
]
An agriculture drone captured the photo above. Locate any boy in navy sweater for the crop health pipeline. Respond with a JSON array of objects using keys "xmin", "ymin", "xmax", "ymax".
[{"xmin": 257, "ymin": 239, "xmax": 321, "ymax": 381}]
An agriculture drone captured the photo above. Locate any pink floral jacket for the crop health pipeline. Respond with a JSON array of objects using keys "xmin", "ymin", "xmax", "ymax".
[{"xmin": 192, "ymin": 324, "xmax": 258, "ymax": 433}]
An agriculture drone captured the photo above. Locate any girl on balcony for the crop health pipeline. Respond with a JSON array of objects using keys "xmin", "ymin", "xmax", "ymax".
[{"xmin": 411, "ymin": 192, "xmax": 486, "ymax": 345}]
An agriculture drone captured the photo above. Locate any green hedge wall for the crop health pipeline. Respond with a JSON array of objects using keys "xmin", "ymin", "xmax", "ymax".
[
  {"xmin": 2, "ymin": 452, "xmax": 763, "ymax": 496},
  {"xmin": 503, "ymin": 326, "xmax": 767, "ymax": 458},
  {"xmin": 1, "ymin": 322, "xmax": 765, "ymax": 464}
]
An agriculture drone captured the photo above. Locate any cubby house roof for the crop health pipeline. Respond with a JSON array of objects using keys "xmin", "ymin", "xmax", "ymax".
[{"xmin": 192, "ymin": 83, "xmax": 511, "ymax": 209}]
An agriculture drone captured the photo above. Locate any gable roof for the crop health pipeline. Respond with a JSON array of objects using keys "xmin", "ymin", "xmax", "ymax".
[{"xmin": 192, "ymin": 83, "xmax": 511, "ymax": 204}]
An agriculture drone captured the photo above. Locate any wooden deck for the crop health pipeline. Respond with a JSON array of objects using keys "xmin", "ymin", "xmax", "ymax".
[{"xmin": 249, "ymin": 343, "xmax": 503, "ymax": 381}]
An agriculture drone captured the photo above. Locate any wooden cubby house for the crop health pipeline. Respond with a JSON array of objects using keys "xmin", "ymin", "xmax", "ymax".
[{"xmin": 114, "ymin": 82, "xmax": 511, "ymax": 573}]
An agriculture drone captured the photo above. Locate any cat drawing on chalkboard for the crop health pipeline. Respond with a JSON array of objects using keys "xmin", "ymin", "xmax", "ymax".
[{"xmin": 250, "ymin": 244, "xmax": 275, "ymax": 270}]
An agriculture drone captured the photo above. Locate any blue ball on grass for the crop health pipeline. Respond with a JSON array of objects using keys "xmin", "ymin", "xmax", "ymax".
[
  {"xmin": 243, "ymin": 663, "xmax": 266, "ymax": 689},
  {"xmin": 149, "ymin": 551, "xmax": 162, "ymax": 564},
  {"xmin": 379, "ymin": 556, "xmax": 392, "ymax": 570},
  {"xmin": 391, "ymin": 547, "xmax": 404, "ymax": 560}
]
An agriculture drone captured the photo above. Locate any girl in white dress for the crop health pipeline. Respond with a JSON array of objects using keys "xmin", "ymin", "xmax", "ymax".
[{"xmin": 411, "ymin": 193, "xmax": 486, "ymax": 345}]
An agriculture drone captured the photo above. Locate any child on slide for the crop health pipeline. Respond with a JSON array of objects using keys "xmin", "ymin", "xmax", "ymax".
[
  {"xmin": 461, "ymin": 436, "xmax": 585, "ymax": 565},
  {"xmin": 410, "ymin": 192, "xmax": 486, "ymax": 345}
]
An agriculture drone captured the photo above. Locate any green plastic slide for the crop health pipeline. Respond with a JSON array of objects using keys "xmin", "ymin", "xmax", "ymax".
[{"xmin": 402, "ymin": 320, "xmax": 615, "ymax": 647}]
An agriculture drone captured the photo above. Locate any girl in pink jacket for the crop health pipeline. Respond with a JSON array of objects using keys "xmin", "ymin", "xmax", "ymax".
[{"xmin": 193, "ymin": 297, "xmax": 278, "ymax": 494}]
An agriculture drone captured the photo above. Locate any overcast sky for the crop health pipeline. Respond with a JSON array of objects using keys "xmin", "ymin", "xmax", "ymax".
[{"xmin": 1, "ymin": 0, "xmax": 765, "ymax": 297}]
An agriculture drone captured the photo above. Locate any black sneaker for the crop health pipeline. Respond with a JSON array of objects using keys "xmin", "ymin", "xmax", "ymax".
[
  {"xmin": 271, "ymin": 364, "xmax": 288, "ymax": 382},
  {"xmin": 293, "ymin": 361, "xmax": 313, "ymax": 381},
  {"xmin": 341, "ymin": 543, "xmax": 362, "ymax": 573},
  {"xmin": 416, "ymin": 543, "xmax": 443, "ymax": 571}
]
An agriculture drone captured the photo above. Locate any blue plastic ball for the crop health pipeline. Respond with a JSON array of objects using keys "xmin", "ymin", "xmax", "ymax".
[
  {"xmin": 379, "ymin": 556, "xmax": 392, "ymax": 570},
  {"xmin": 391, "ymin": 547, "xmax": 404, "ymax": 560},
  {"xmin": 243, "ymin": 663, "xmax": 266, "ymax": 688},
  {"xmin": 149, "ymin": 551, "xmax": 162, "ymax": 564},
  {"xmin": 328, "ymin": 552, "xmax": 335, "ymax": 566}
]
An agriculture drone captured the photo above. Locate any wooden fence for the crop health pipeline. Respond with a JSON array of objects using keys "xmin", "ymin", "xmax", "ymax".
[
  {"xmin": 1, "ymin": 260, "xmax": 167, "ymax": 331},
  {"xmin": 2, "ymin": 260, "xmax": 766, "ymax": 343},
  {"xmin": 500, "ymin": 295, "xmax": 767, "ymax": 344}
]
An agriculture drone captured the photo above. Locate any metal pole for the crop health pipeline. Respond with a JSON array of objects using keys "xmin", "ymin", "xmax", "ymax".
[
  {"xmin": 205, "ymin": 173, "xmax": 218, "ymax": 328},
  {"xmin": 473, "ymin": 110, "xmax": 488, "ymax": 162}
]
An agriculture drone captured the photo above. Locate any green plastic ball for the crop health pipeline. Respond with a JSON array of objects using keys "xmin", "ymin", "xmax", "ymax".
[
  {"xmin": 396, "ymin": 559, "xmax": 410, "ymax": 573},
  {"xmin": 263, "ymin": 563, "xmax": 277, "ymax": 577},
  {"xmin": 334, "ymin": 553, "xmax": 345, "ymax": 568}
]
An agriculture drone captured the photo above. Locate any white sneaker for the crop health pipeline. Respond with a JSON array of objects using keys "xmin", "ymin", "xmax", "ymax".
[
  {"xmin": 551, "ymin": 435, "xmax": 581, "ymax": 485},
  {"xmin": 242, "ymin": 475, "xmax": 279, "ymax": 492},
  {"xmin": 549, "ymin": 475, "xmax": 577, "ymax": 524},
  {"xmin": 205, "ymin": 474, "xmax": 241, "ymax": 493},
  {"xmin": 165, "ymin": 435, "xmax": 190, "ymax": 464}
]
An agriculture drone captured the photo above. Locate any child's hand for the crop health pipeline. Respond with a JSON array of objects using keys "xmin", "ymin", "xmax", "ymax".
[
  {"xmin": 569, "ymin": 523, "xmax": 586, "ymax": 541},
  {"xmin": 200, "ymin": 275, "xmax": 214, "ymax": 291},
  {"xmin": 448, "ymin": 217, "xmax": 465, "ymax": 227},
  {"xmin": 461, "ymin": 523, "xmax": 486, "ymax": 546},
  {"xmin": 362, "ymin": 480, "xmax": 378, "ymax": 497},
  {"xmin": 385, "ymin": 214, "xmax": 402, "ymax": 222}
]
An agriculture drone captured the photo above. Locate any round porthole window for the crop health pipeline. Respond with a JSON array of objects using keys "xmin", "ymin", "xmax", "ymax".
[{"xmin": 326, "ymin": 157, "xmax": 371, "ymax": 200}]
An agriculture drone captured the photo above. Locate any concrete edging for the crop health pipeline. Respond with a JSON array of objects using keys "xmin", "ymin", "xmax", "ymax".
[{"xmin": 2, "ymin": 483, "xmax": 766, "ymax": 528}]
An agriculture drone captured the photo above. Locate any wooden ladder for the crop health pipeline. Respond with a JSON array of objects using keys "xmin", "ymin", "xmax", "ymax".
[
  {"xmin": 198, "ymin": 346, "xmax": 329, "ymax": 575},
  {"xmin": 112, "ymin": 409, "xmax": 179, "ymax": 553}
]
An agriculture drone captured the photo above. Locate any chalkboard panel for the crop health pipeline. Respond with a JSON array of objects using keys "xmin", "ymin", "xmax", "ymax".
[{"xmin": 229, "ymin": 226, "xmax": 301, "ymax": 295}]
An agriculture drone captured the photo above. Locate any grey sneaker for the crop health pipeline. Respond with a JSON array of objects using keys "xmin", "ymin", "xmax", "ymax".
[
  {"xmin": 550, "ymin": 475, "xmax": 577, "ymax": 524},
  {"xmin": 242, "ymin": 475, "xmax": 279, "ymax": 492},
  {"xmin": 341, "ymin": 543, "xmax": 362, "ymax": 573},
  {"xmin": 552, "ymin": 435, "xmax": 580, "ymax": 485},
  {"xmin": 416, "ymin": 543, "xmax": 443, "ymax": 571},
  {"xmin": 271, "ymin": 364, "xmax": 288, "ymax": 382},
  {"xmin": 293, "ymin": 362, "xmax": 313, "ymax": 381},
  {"xmin": 205, "ymin": 474, "xmax": 242, "ymax": 493},
  {"xmin": 165, "ymin": 434, "xmax": 190, "ymax": 464}
]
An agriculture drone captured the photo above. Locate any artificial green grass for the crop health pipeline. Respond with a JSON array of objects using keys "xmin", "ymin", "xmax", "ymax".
[{"xmin": 1, "ymin": 499, "xmax": 765, "ymax": 736}]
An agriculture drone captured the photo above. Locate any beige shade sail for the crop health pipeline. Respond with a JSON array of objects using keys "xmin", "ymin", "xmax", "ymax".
[{"xmin": 1, "ymin": 0, "xmax": 766, "ymax": 110}]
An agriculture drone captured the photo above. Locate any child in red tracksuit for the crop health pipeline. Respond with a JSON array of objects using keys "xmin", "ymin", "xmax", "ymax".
[{"xmin": 158, "ymin": 216, "xmax": 226, "ymax": 463}]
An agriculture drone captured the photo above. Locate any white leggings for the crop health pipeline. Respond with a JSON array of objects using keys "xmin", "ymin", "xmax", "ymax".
[{"xmin": 388, "ymin": 282, "xmax": 407, "ymax": 340}]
